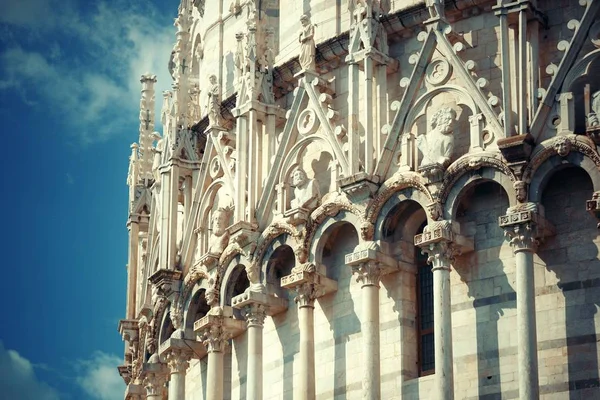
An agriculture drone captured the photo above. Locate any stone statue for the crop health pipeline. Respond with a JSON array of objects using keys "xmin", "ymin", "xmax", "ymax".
[
  {"xmin": 298, "ymin": 15, "xmax": 316, "ymax": 72},
  {"xmin": 290, "ymin": 166, "xmax": 320, "ymax": 210},
  {"xmin": 587, "ymin": 91, "xmax": 600, "ymax": 127},
  {"xmin": 151, "ymin": 132, "xmax": 164, "ymax": 182},
  {"xmin": 426, "ymin": 0, "xmax": 444, "ymax": 19},
  {"xmin": 416, "ymin": 106, "xmax": 456, "ymax": 168},
  {"xmin": 507, "ymin": 181, "xmax": 538, "ymax": 214},
  {"xmin": 208, "ymin": 206, "xmax": 231, "ymax": 254},
  {"xmin": 188, "ymin": 84, "xmax": 201, "ymax": 124},
  {"xmin": 207, "ymin": 74, "xmax": 221, "ymax": 127}
]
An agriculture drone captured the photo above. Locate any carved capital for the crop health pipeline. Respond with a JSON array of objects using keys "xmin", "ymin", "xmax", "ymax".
[
  {"xmin": 499, "ymin": 209, "xmax": 554, "ymax": 253},
  {"xmin": 164, "ymin": 348, "xmax": 191, "ymax": 374},
  {"xmin": 351, "ymin": 261, "xmax": 381, "ymax": 287},
  {"xmin": 294, "ymin": 282, "xmax": 320, "ymax": 308},
  {"xmin": 143, "ymin": 371, "xmax": 167, "ymax": 396},
  {"xmin": 200, "ymin": 323, "xmax": 231, "ymax": 353},
  {"xmin": 414, "ymin": 221, "xmax": 460, "ymax": 271},
  {"xmin": 242, "ymin": 303, "xmax": 267, "ymax": 327}
]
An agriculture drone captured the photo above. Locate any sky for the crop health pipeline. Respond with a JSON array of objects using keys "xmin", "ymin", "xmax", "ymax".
[{"xmin": 0, "ymin": 0, "xmax": 178, "ymax": 398}]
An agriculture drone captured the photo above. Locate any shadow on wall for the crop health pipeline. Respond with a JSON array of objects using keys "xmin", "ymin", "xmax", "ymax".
[
  {"xmin": 321, "ymin": 220, "xmax": 360, "ymax": 399},
  {"xmin": 454, "ymin": 181, "xmax": 515, "ymax": 400},
  {"xmin": 267, "ymin": 244, "xmax": 297, "ymax": 400},
  {"xmin": 539, "ymin": 166, "xmax": 600, "ymax": 398}
]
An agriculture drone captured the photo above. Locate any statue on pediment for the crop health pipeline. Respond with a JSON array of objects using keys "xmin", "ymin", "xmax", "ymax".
[
  {"xmin": 299, "ymin": 15, "xmax": 316, "ymax": 72},
  {"xmin": 207, "ymin": 74, "xmax": 222, "ymax": 127},
  {"xmin": 416, "ymin": 106, "xmax": 456, "ymax": 169},
  {"xmin": 587, "ymin": 91, "xmax": 600, "ymax": 127},
  {"xmin": 290, "ymin": 166, "xmax": 320, "ymax": 211}
]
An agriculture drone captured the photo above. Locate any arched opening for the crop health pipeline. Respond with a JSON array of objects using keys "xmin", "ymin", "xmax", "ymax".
[
  {"xmin": 539, "ymin": 166, "xmax": 599, "ymax": 397},
  {"xmin": 265, "ymin": 244, "xmax": 295, "ymax": 299},
  {"xmin": 454, "ymin": 180, "xmax": 512, "ymax": 397},
  {"xmin": 380, "ymin": 198, "xmax": 428, "ymax": 382},
  {"xmin": 223, "ymin": 264, "xmax": 250, "ymax": 320},
  {"xmin": 185, "ymin": 288, "xmax": 211, "ymax": 338},
  {"xmin": 315, "ymin": 219, "xmax": 360, "ymax": 397},
  {"xmin": 160, "ymin": 311, "xmax": 176, "ymax": 344}
]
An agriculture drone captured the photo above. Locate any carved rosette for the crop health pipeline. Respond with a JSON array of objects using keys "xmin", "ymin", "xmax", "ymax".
[
  {"xmin": 164, "ymin": 348, "xmax": 191, "ymax": 374},
  {"xmin": 242, "ymin": 303, "xmax": 267, "ymax": 327},
  {"xmin": 200, "ymin": 323, "xmax": 231, "ymax": 353},
  {"xmin": 143, "ymin": 371, "xmax": 167, "ymax": 396},
  {"xmin": 351, "ymin": 261, "xmax": 381, "ymax": 287}
]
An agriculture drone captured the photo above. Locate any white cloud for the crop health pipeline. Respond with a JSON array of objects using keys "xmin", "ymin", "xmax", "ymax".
[
  {"xmin": 0, "ymin": 1, "xmax": 175, "ymax": 144},
  {"xmin": 75, "ymin": 352, "xmax": 125, "ymax": 400},
  {"xmin": 0, "ymin": 341, "xmax": 61, "ymax": 400}
]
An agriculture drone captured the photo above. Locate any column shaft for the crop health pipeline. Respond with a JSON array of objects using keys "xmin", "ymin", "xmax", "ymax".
[
  {"xmin": 433, "ymin": 265, "xmax": 453, "ymax": 400},
  {"xmin": 516, "ymin": 250, "xmax": 539, "ymax": 400},
  {"xmin": 168, "ymin": 371, "xmax": 186, "ymax": 400},
  {"xmin": 247, "ymin": 323, "xmax": 263, "ymax": 400},
  {"xmin": 362, "ymin": 283, "xmax": 380, "ymax": 399},
  {"xmin": 207, "ymin": 350, "xmax": 225, "ymax": 400},
  {"xmin": 298, "ymin": 303, "xmax": 315, "ymax": 400}
]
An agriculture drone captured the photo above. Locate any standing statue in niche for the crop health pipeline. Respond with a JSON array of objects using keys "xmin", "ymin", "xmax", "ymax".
[
  {"xmin": 207, "ymin": 74, "xmax": 222, "ymax": 127},
  {"xmin": 290, "ymin": 166, "xmax": 320, "ymax": 210},
  {"xmin": 151, "ymin": 132, "xmax": 164, "ymax": 183},
  {"xmin": 298, "ymin": 15, "xmax": 316, "ymax": 72},
  {"xmin": 416, "ymin": 106, "xmax": 456, "ymax": 168},
  {"xmin": 207, "ymin": 206, "xmax": 232, "ymax": 254}
]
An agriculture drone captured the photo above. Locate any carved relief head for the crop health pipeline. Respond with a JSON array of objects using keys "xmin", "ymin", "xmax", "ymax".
[
  {"xmin": 209, "ymin": 74, "xmax": 217, "ymax": 85},
  {"xmin": 360, "ymin": 221, "xmax": 374, "ymax": 241},
  {"xmin": 291, "ymin": 166, "xmax": 309, "ymax": 187},
  {"xmin": 211, "ymin": 207, "xmax": 231, "ymax": 236},
  {"xmin": 431, "ymin": 107, "xmax": 457, "ymax": 135},
  {"xmin": 300, "ymin": 14, "xmax": 310, "ymax": 26},
  {"xmin": 427, "ymin": 202, "xmax": 443, "ymax": 221},
  {"xmin": 513, "ymin": 180, "xmax": 527, "ymax": 203},
  {"xmin": 554, "ymin": 137, "xmax": 571, "ymax": 157}
]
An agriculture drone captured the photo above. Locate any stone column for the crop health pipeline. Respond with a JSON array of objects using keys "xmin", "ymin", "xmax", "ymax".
[
  {"xmin": 353, "ymin": 261, "xmax": 382, "ymax": 400},
  {"xmin": 281, "ymin": 269, "xmax": 337, "ymax": 400},
  {"xmin": 415, "ymin": 222, "xmax": 459, "ymax": 400},
  {"xmin": 164, "ymin": 349, "xmax": 191, "ymax": 400},
  {"xmin": 202, "ymin": 324, "xmax": 230, "ymax": 400},
  {"xmin": 500, "ymin": 208, "xmax": 551, "ymax": 400},
  {"xmin": 243, "ymin": 303, "xmax": 267, "ymax": 400},
  {"xmin": 143, "ymin": 371, "xmax": 167, "ymax": 400}
]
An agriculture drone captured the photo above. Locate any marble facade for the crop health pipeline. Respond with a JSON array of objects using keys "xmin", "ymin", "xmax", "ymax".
[{"xmin": 119, "ymin": 1, "xmax": 600, "ymax": 399}]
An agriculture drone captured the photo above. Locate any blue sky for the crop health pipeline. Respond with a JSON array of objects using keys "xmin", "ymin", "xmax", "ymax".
[{"xmin": 0, "ymin": 0, "xmax": 177, "ymax": 398}]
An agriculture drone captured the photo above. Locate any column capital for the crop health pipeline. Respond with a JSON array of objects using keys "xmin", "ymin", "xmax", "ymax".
[
  {"xmin": 194, "ymin": 313, "xmax": 246, "ymax": 353},
  {"xmin": 281, "ymin": 267, "xmax": 337, "ymax": 308},
  {"xmin": 231, "ymin": 288, "xmax": 288, "ymax": 317},
  {"xmin": 499, "ymin": 207, "xmax": 554, "ymax": 253},
  {"xmin": 345, "ymin": 240, "xmax": 399, "ymax": 286},
  {"xmin": 163, "ymin": 348, "xmax": 191, "ymax": 374},
  {"xmin": 242, "ymin": 303, "xmax": 267, "ymax": 327},
  {"xmin": 143, "ymin": 370, "xmax": 168, "ymax": 396},
  {"xmin": 414, "ymin": 220, "xmax": 463, "ymax": 270}
]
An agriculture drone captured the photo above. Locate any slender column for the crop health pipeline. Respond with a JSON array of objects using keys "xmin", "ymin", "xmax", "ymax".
[
  {"xmin": 347, "ymin": 61, "xmax": 360, "ymax": 174},
  {"xmin": 352, "ymin": 261, "xmax": 382, "ymax": 400},
  {"xmin": 296, "ymin": 283, "xmax": 317, "ymax": 400},
  {"xmin": 501, "ymin": 210, "xmax": 541, "ymax": 400},
  {"xmin": 415, "ymin": 223, "xmax": 459, "ymax": 400},
  {"xmin": 518, "ymin": 6, "xmax": 528, "ymax": 135},
  {"xmin": 202, "ymin": 324, "xmax": 230, "ymax": 400},
  {"xmin": 126, "ymin": 220, "xmax": 139, "ymax": 319},
  {"xmin": 497, "ymin": 7, "xmax": 513, "ymax": 137},
  {"xmin": 363, "ymin": 57, "xmax": 374, "ymax": 174},
  {"xmin": 165, "ymin": 349, "xmax": 191, "ymax": 400},
  {"xmin": 143, "ymin": 371, "xmax": 167, "ymax": 400},
  {"xmin": 426, "ymin": 241, "xmax": 455, "ymax": 400},
  {"xmin": 243, "ymin": 303, "xmax": 268, "ymax": 400}
]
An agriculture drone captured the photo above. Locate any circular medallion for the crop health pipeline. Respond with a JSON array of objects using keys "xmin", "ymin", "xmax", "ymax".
[
  {"xmin": 425, "ymin": 59, "xmax": 452, "ymax": 86},
  {"xmin": 297, "ymin": 108, "xmax": 319, "ymax": 135},
  {"xmin": 209, "ymin": 156, "xmax": 223, "ymax": 179}
]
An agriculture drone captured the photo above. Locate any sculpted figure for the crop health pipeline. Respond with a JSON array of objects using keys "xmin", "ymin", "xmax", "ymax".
[
  {"xmin": 290, "ymin": 166, "xmax": 320, "ymax": 210},
  {"xmin": 587, "ymin": 91, "xmax": 600, "ymax": 127},
  {"xmin": 151, "ymin": 132, "xmax": 164, "ymax": 182},
  {"xmin": 426, "ymin": 0, "xmax": 444, "ymax": 19},
  {"xmin": 208, "ymin": 206, "xmax": 231, "ymax": 254},
  {"xmin": 298, "ymin": 15, "xmax": 316, "ymax": 72},
  {"xmin": 207, "ymin": 74, "xmax": 222, "ymax": 127},
  {"xmin": 416, "ymin": 107, "xmax": 456, "ymax": 168},
  {"xmin": 507, "ymin": 181, "xmax": 538, "ymax": 214}
]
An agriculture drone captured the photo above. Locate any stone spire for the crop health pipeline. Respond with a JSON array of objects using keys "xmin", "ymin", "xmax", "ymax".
[
  {"xmin": 138, "ymin": 73, "xmax": 157, "ymax": 184},
  {"xmin": 173, "ymin": 7, "xmax": 193, "ymax": 129}
]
